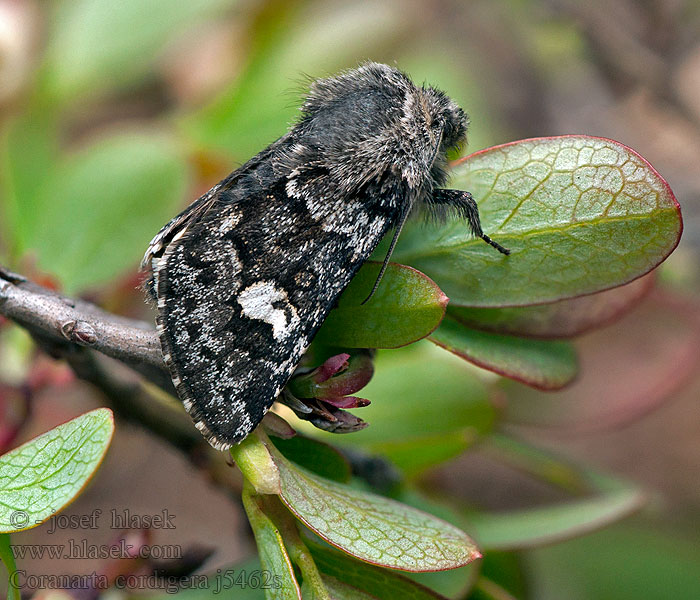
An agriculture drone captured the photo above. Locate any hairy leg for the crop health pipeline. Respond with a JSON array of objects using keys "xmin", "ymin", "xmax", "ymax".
[{"xmin": 430, "ymin": 189, "xmax": 510, "ymax": 255}]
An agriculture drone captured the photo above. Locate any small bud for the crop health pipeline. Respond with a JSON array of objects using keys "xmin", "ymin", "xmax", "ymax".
[
  {"xmin": 300, "ymin": 404, "xmax": 368, "ymax": 434},
  {"xmin": 284, "ymin": 351, "xmax": 374, "ymax": 434},
  {"xmin": 313, "ymin": 353, "xmax": 350, "ymax": 383},
  {"xmin": 289, "ymin": 352, "xmax": 373, "ymax": 401},
  {"xmin": 60, "ymin": 320, "xmax": 97, "ymax": 345},
  {"xmin": 319, "ymin": 396, "xmax": 370, "ymax": 409},
  {"xmin": 261, "ymin": 412, "xmax": 297, "ymax": 439}
]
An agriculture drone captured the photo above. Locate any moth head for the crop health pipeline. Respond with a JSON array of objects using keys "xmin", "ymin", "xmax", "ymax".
[
  {"xmin": 421, "ymin": 86, "xmax": 468, "ymax": 155},
  {"xmin": 412, "ymin": 86, "xmax": 468, "ymax": 190}
]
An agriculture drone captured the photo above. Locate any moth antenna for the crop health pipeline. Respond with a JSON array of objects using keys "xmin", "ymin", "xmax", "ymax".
[{"xmin": 361, "ymin": 206, "xmax": 411, "ymax": 305}]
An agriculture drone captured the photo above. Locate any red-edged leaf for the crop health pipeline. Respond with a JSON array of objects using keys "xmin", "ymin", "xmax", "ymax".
[
  {"xmin": 390, "ymin": 136, "xmax": 682, "ymax": 307},
  {"xmin": 448, "ymin": 274, "xmax": 654, "ymax": 338},
  {"xmin": 430, "ymin": 316, "xmax": 578, "ymax": 390}
]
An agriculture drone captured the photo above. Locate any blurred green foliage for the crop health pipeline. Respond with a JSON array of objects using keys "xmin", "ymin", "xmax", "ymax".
[{"xmin": 0, "ymin": 1, "xmax": 696, "ymax": 599}]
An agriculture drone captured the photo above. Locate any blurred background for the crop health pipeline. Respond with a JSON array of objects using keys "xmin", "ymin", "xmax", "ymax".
[{"xmin": 1, "ymin": 0, "xmax": 699, "ymax": 598}]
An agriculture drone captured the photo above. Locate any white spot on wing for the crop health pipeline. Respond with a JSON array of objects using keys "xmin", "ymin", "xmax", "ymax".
[{"xmin": 237, "ymin": 281, "xmax": 300, "ymax": 341}]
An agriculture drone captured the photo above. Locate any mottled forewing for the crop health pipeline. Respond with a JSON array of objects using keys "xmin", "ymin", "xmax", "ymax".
[{"xmin": 154, "ymin": 175, "xmax": 393, "ymax": 449}]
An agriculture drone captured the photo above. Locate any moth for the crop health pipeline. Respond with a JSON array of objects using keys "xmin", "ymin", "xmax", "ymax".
[{"xmin": 142, "ymin": 62, "xmax": 508, "ymax": 450}]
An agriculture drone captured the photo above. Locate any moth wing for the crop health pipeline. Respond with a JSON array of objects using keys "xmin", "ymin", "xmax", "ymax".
[
  {"xmin": 142, "ymin": 144, "xmax": 280, "ymax": 271},
  {"xmin": 154, "ymin": 177, "xmax": 392, "ymax": 449},
  {"xmin": 141, "ymin": 185, "xmax": 220, "ymax": 271}
]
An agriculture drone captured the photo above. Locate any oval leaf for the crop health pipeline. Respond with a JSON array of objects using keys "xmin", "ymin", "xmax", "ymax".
[
  {"xmin": 315, "ymin": 263, "xmax": 448, "ymax": 349},
  {"xmin": 449, "ymin": 274, "xmax": 654, "ymax": 338},
  {"xmin": 0, "ymin": 408, "xmax": 114, "ymax": 533},
  {"xmin": 430, "ymin": 316, "xmax": 578, "ymax": 390},
  {"xmin": 392, "ymin": 136, "xmax": 681, "ymax": 307},
  {"xmin": 268, "ymin": 444, "xmax": 480, "ymax": 572}
]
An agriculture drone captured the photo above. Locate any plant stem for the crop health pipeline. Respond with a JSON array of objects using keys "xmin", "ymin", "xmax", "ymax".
[
  {"xmin": 0, "ymin": 534, "xmax": 20, "ymax": 600},
  {"xmin": 268, "ymin": 500, "xmax": 331, "ymax": 600}
]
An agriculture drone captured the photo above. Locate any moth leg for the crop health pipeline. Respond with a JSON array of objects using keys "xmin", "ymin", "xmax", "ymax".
[{"xmin": 431, "ymin": 189, "xmax": 510, "ymax": 255}]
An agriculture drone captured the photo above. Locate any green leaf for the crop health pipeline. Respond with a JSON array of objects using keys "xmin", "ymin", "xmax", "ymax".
[
  {"xmin": 268, "ymin": 443, "xmax": 480, "ymax": 572},
  {"xmin": 448, "ymin": 274, "xmax": 653, "ymax": 338},
  {"xmin": 429, "ymin": 316, "xmax": 578, "ymax": 390},
  {"xmin": 256, "ymin": 493, "xmax": 331, "ymax": 600},
  {"xmin": 272, "ymin": 436, "xmax": 351, "ymax": 484},
  {"xmin": 391, "ymin": 136, "xmax": 682, "ymax": 307},
  {"xmin": 242, "ymin": 483, "xmax": 301, "ymax": 600},
  {"xmin": 0, "ymin": 408, "xmax": 114, "ymax": 533},
  {"xmin": 41, "ymin": 0, "xmax": 238, "ymax": 103},
  {"xmin": 391, "ymin": 490, "xmax": 480, "ymax": 598},
  {"xmin": 22, "ymin": 131, "xmax": 188, "ymax": 293},
  {"xmin": 315, "ymin": 263, "xmax": 448, "ymax": 349},
  {"xmin": 306, "ymin": 535, "xmax": 451, "ymax": 599},
  {"xmin": 467, "ymin": 483, "xmax": 645, "ymax": 551}
]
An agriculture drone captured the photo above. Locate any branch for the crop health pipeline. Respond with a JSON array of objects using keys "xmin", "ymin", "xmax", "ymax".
[{"xmin": 0, "ymin": 265, "xmax": 171, "ymax": 391}]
